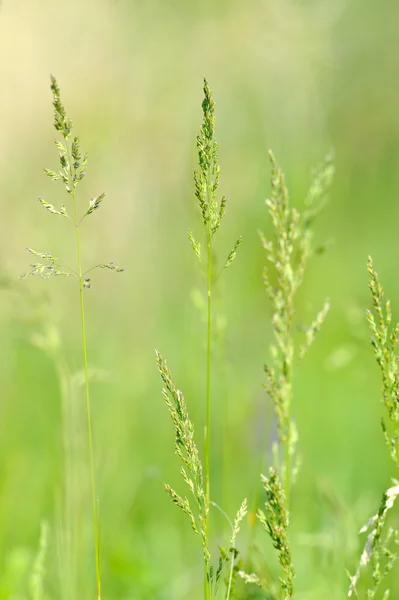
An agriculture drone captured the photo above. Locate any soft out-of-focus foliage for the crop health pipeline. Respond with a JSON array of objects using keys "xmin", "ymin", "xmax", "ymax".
[{"xmin": 1, "ymin": 0, "xmax": 399, "ymax": 598}]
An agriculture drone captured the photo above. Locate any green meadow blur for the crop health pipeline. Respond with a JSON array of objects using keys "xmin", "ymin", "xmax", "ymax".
[{"xmin": 1, "ymin": 0, "xmax": 399, "ymax": 597}]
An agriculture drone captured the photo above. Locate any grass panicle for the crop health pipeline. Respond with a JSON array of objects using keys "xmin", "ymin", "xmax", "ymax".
[
  {"xmin": 22, "ymin": 76, "xmax": 123, "ymax": 600},
  {"xmin": 348, "ymin": 484, "xmax": 399, "ymax": 598},
  {"xmin": 156, "ymin": 351, "xmax": 210, "ymax": 571},
  {"xmin": 348, "ymin": 258, "xmax": 399, "ymax": 597},
  {"xmin": 257, "ymin": 468, "xmax": 295, "ymax": 600},
  {"xmin": 254, "ymin": 152, "xmax": 333, "ymax": 599},
  {"xmin": 261, "ymin": 150, "xmax": 333, "ymax": 507},
  {"xmin": 225, "ymin": 498, "xmax": 248, "ymax": 600},
  {"xmin": 156, "ymin": 351, "xmax": 247, "ymax": 600},
  {"xmin": 367, "ymin": 257, "xmax": 399, "ymax": 465},
  {"xmin": 21, "ymin": 76, "xmax": 124, "ymax": 288}
]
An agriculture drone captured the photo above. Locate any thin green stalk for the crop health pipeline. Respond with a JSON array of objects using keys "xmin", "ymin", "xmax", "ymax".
[
  {"xmin": 67, "ymin": 128, "xmax": 100, "ymax": 598},
  {"xmin": 204, "ymin": 237, "xmax": 212, "ymax": 600},
  {"xmin": 225, "ymin": 546, "xmax": 235, "ymax": 600},
  {"xmin": 72, "ymin": 191, "xmax": 101, "ymax": 600},
  {"xmin": 205, "ymin": 238, "xmax": 212, "ymax": 509}
]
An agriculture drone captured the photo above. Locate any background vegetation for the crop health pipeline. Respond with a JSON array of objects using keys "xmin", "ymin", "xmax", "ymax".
[{"xmin": 1, "ymin": 0, "xmax": 399, "ymax": 598}]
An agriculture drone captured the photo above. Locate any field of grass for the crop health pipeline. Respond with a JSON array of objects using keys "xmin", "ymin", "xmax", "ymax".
[{"xmin": 1, "ymin": 1, "xmax": 399, "ymax": 598}]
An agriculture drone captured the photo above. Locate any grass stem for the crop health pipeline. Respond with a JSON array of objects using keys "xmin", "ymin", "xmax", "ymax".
[
  {"xmin": 204, "ymin": 237, "xmax": 212, "ymax": 600},
  {"xmin": 72, "ymin": 186, "xmax": 101, "ymax": 600}
]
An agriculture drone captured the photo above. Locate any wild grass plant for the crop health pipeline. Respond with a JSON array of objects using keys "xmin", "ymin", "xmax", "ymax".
[
  {"xmin": 189, "ymin": 79, "xmax": 242, "ymax": 530},
  {"xmin": 13, "ymin": 71, "xmax": 399, "ymax": 600},
  {"xmin": 348, "ymin": 259, "xmax": 399, "ymax": 598},
  {"xmin": 260, "ymin": 150, "xmax": 333, "ymax": 504},
  {"xmin": 157, "ymin": 80, "xmax": 245, "ymax": 600},
  {"xmin": 21, "ymin": 76, "xmax": 123, "ymax": 600},
  {"xmin": 238, "ymin": 152, "xmax": 333, "ymax": 599},
  {"xmin": 157, "ymin": 81, "xmax": 335, "ymax": 600}
]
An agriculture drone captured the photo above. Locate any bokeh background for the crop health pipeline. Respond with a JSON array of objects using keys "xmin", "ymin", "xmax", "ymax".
[{"xmin": 1, "ymin": 0, "xmax": 399, "ymax": 598}]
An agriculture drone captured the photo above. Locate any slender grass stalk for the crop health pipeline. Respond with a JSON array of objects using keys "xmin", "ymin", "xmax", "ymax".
[
  {"xmin": 204, "ymin": 114, "xmax": 215, "ymax": 527},
  {"xmin": 76, "ymin": 231, "xmax": 101, "ymax": 599},
  {"xmin": 71, "ymin": 185, "xmax": 101, "ymax": 598},
  {"xmin": 22, "ymin": 75, "xmax": 123, "ymax": 600},
  {"xmin": 225, "ymin": 499, "xmax": 248, "ymax": 600},
  {"xmin": 205, "ymin": 237, "xmax": 212, "ymax": 599}
]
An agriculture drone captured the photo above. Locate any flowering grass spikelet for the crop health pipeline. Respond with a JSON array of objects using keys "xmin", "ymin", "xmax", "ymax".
[
  {"xmin": 22, "ymin": 76, "xmax": 123, "ymax": 289},
  {"xmin": 261, "ymin": 150, "xmax": 332, "ymax": 504},
  {"xmin": 156, "ymin": 351, "xmax": 211, "ymax": 574},
  {"xmin": 367, "ymin": 257, "xmax": 399, "ymax": 463},
  {"xmin": 257, "ymin": 468, "xmax": 295, "ymax": 599},
  {"xmin": 348, "ymin": 483, "xmax": 399, "ymax": 597},
  {"xmin": 348, "ymin": 258, "xmax": 399, "ymax": 596},
  {"xmin": 225, "ymin": 498, "xmax": 248, "ymax": 600},
  {"xmin": 254, "ymin": 151, "xmax": 333, "ymax": 599}
]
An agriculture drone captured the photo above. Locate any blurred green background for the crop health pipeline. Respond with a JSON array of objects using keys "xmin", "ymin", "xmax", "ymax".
[{"xmin": 1, "ymin": 0, "xmax": 399, "ymax": 598}]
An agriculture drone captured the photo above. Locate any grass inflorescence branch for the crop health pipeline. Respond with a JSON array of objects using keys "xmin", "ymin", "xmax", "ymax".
[
  {"xmin": 156, "ymin": 352, "xmax": 211, "ymax": 574},
  {"xmin": 256, "ymin": 151, "xmax": 333, "ymax": 598},
  {"xmin": 348, "ymin": 258, "xmax": 399, "ymax": 597},
  {"xmin": 257, "ymin": 468, "xmax": 295, "ymax": 599},
  {"xmin": 261, "ymin": 150, "xmax": 332, "ymax": 508},
  {"xmin": 156, "ymin": 351, "xmax": 247, "ymax": 600},
  {"xmin": 22, "ymin": 75, "xmax": 123, "ymax": 600}
]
